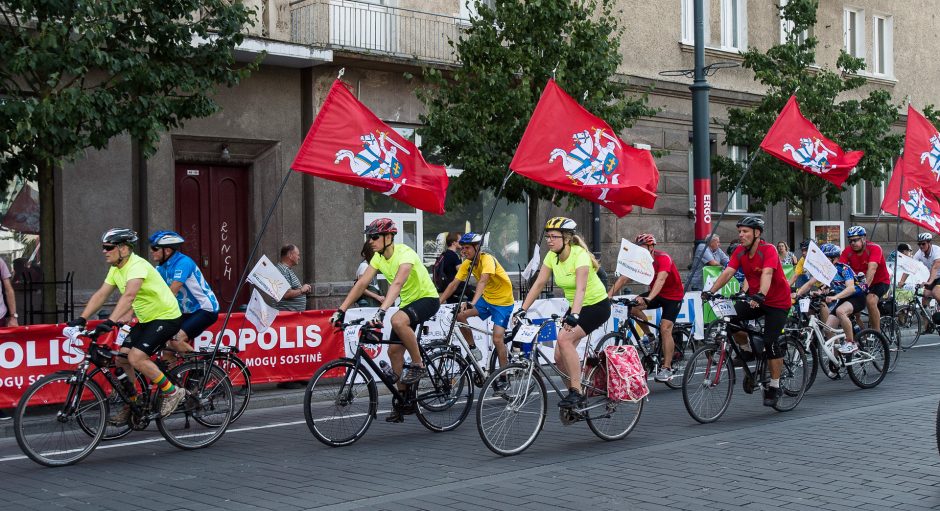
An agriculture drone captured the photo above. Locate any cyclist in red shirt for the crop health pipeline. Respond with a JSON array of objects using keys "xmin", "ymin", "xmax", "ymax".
[
  {"xmin": 839, "ymin": 225, "xmax": 890, "ymax": 332},
  {"xmin": 703, "ymin": 217, "xmax": 789, "ymax": 407},
  {"xmin": 608, "ymin": 233, "xmax": 684, "ymax": 383}
]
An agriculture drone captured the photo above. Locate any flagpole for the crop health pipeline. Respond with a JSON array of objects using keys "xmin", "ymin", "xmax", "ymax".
[
  {"xmin": 200, "ymin": 167, "xmax": 294, "ymax": 387},
  {"xmin": 683, "ymin": 149, "xmax": 759, "ymax": 293},
  {"xmin": 443, "ymin": 169, "xmax": 513, "ymax": 350},
  {"xmin": 891, "ymin": 162, "xmax": 905, "ymax": 297}
]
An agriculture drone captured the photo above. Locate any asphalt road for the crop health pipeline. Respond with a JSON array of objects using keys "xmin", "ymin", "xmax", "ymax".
[{"xmin": 2, "ymin": 337, "xmax": 939, "ymax": 511}]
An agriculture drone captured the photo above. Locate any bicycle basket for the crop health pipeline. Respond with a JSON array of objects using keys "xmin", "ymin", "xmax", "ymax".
[{"xmin": 88, "ymin": 344, "xmax": 113, "ymax": 366}]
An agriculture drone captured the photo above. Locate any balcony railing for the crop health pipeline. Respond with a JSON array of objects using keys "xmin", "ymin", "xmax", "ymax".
[{"xmin": 290, "ymin": 0, "xmax": 462, "ymax": 65}]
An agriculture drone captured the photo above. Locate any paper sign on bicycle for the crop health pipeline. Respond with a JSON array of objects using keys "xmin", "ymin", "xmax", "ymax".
[
  {"xmin": 514, "ymin": 324, "xmax": 541, "ymax": 344},
  {"xmin": 611, "ymin": 304, "xmax": 631, "ymax": 322},
  {"xmin": 711, "ymin": 299, "xmax": 736, "ymax": 318},
  {"xmin": 799, "ymin": 298, "xmax": 810, "ymax": 313}
]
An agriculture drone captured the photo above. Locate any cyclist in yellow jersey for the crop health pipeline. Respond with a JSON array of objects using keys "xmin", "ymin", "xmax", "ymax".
[
  {"xmin": 515, "ymin": 217, "xmax": 611, "ymax": 409},
  {"xmin": 439, "ymin": 232, "xmax": 515, "ymax": 369},
  {"xmin": 331, "ymin": 218, "xmax": 440, "ymax": 422},
  {"xmin": 63, "ymin": 229, "xmax": 185, "ymax": 423}
]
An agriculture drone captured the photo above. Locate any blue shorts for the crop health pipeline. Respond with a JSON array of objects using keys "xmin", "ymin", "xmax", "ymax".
[
  {"xmin": 180, "ymin": 309, "xmax": 219, "ymax": 340},
  {"xmin": 474, "ymin": 298, "xmax": 514, "ymax": 330}
]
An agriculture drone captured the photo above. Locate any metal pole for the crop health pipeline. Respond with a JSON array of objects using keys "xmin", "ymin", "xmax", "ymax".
[
  {"xmin": 443, "ymin": 170, "xmax": 513, "ymax": 344},
  {"xmin": 891, "ymin": 166, "xmax": 905, "ymax": 294},
  {"xmin": 592, "ymin": 203, "xmax": 601, "ymax": 255},
  {"xmin": 691, "ymin": 0, "xmax": 712, "ymax": 247},
  {"xmin": 683, "ymin": 150, "xmax": 759, "ymax": 292}
]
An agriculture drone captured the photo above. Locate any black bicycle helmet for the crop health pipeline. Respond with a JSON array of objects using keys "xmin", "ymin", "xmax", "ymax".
[
  {"xmin": 735, "ymin": 216, "xmax": 765, "ymax": 231},
  {"xmin": 102, "ymin": 228, "xmax": 138, "ymax": 246}
]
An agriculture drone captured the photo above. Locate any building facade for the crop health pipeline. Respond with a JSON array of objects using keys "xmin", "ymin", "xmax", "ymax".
[{"xmin": 54, "ymin": 0, "xmax": 937, "ymax": 312}]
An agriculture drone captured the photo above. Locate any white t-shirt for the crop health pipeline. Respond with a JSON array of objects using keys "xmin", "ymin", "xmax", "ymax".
[{"xmin": 914, "ymin": 244, "xmax": 940, "ymax": 275}]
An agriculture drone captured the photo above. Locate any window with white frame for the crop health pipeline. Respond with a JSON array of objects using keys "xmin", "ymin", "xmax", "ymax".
[
  {"xmin": 680, "ymin": 0, "xmax": 710, "ymax": 45},
  {"xmin": 720, "ymin": 0, "xmax": 747, "ymax": 51},
  {"xmin": 459, "ymin": 0, "xmax": 494, "ymax": 20},
  {"xmin": 728, "ymin": 146, "xmax": 749, "ymax": 212},
  {"xmin": 844, "ymin": 7, "xmax": 865, "ymax": 60},
  {"xmin": 872, "ymin": 14, "xmax": 893, "ymax": 76},
  {"xmin": 852, "ymin": 180, "xmax": 885, "ymax": 216},
  {"xmin": 779, "ymin": 0, "xmax": 813, "ymax": 45}
]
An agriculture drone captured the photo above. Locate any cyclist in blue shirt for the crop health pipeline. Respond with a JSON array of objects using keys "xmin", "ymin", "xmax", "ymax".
[
  {"xmin": 149, "ymin": 231, "xmax": 220, "ymax": 359},
  {"xmin": 793, "ymin": 243, "xmax": 865, "ymax": 354}
]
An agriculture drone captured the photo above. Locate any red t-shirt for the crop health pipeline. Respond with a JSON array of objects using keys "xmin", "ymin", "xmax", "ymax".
[
  {"xmin": 651, "ymin": 250, "xmax": 685, "ymax": 301},
  {"xmin": 839, "ymin": 242, "xmax": 890, "ymax": 286},
  {"xmin": 728, "ymin": 241, "xmax": 790, "ymax": 309}
]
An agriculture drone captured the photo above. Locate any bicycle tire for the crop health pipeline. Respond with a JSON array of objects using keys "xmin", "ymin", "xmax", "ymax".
[
  {"xmin": 85, "ymin": 367, "xmax": 146, "ymax": 441},
  {"xmin": 773, "ymin": 337, "xmax": 808, "ymax": 412},
  {"xmin": 879, "ymin": 316, "xmax": 901, "ymax": 373},
  {"xmin": 157, "ymin": 361, "xmax": 234, "ymax": 450},
  {"xmin": 664, "ymin": 328, "xmax": 695, "ymax": 390},
  {"xmin": 681, "ymin": 344, "xmax": 734, "ymax": 424},
  {"xmin": 847, "ymin": 329, "xmax": 889, "ymax": 389},
  {"xmin": 304, "ymin": 358, "xmax": 376, "ymax": 447},
  {"xmin": 906, "ymin": 304, "xmax": 931, "ymax": 349},
  {"xmin": 217, "ymin": 354, "xmax": 251, "ymax": 422},
  {"xmin": 583, "ymin": 363, "xmax": 643, "ymax": 441},
  {"xmin": 476, "ymin": 363, "xmax": 547, "ymax": 456},
  {"xmin": 415, "ymin": 350, "xmax": 474, "ymax": 432},
  {"xmin": 15, "ymin": 371, "xmax": 107, "ymax": 467},
  {"xmin": 803, "ymin": 339, "xmax": 819, "ymax": 392}
]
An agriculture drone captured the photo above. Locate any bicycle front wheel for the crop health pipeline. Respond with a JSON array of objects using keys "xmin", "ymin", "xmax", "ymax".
[
  {"xmin": 879, "ymin": 316, "xmax": 901, "ymax": 373},
  {"xmin": 158, "ymin": 361, "xmax": 234, "ymax": 450},
  {"xmin": 304, "ymin": 359, "xmax": 376, "ymax": 447},
  {"xmin": 15, "ymin": 371, "xmax": 107, "ymax": 467},
  {"xmin": 416, "ymin": 350, "xmax": 473, "ymax": 432},
  {"xmin": 476, "ymin": 363, "xmax": 547, "ymax": 456},
  {"xmin": 847, "ymin": 329, "xmax": 889, "ymax": 389},
  {"xmin": 583, "ymin": 364, "xmax": 643, "ymax": 441},
  {"xmin": 682, "ymin": 344, "xmax": 734, "ymax": 424},
  {"xmin": 773, "ymin": 337, "xmax": 808, "ymax": 412},
  {"xmin": 905, "ymin": 304, "xmax": 931, "ymax": 349}
]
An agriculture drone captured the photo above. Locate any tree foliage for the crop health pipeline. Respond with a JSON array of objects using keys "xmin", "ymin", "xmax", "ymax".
[
  {"xmin": 712, "ymin": 0, "xmax": 902, "ymax": 230},
  {"xmin": 0, "ymin": 0, "xmax": 256, "ymax": 181},
  {"xmin": 417, "ymin": 0, "xmax": 656, "ymax": 213}
]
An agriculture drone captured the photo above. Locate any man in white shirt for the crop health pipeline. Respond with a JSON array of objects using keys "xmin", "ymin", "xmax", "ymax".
[{"xmin": 913, "ymin": 233, "xmax": 940, "ymax": 303}]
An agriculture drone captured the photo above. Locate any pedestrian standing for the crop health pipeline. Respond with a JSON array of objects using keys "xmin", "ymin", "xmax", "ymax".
[
  {"xmin": 274, "ymin": 244, "xmax": 311, "ymax": 390},
  {"xmin": 690, "ymin": 234, "xmax": 729, "ymax": 291},
  {"xmin": 0, "ymin": 257, "xmax": 18, "ymax": 420}
]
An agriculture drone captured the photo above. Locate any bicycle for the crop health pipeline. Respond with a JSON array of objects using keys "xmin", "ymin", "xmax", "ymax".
[
  {"xmin": 476, "ymin": 315, "xmax": 643, "ymax": 456},
  {"xmin": 874, "ymin": 297, "xmax": 902, "ymax": 373},
  {"xmin": 592, "ymin": 297, "xmax": 696, "ymax": 390},
  {"xmin": 894, "ymin": 284, "xmax": 938, "ymax": 349},
  {"xmin": 681, "ymin": 294, "xmax": 808, "ymax": 424},
  {"xmin": 160, "ymin": 344, "xmax": 251, "ymax": 423},
  {"xmin": 14, "ymin": 327, "xmax": 235, "ymax": 467},
  {"xmin": 789, "ymin": 294, "xmax": 890, "ymax": 391},
  {"xmin": 304, "ymin": 318, "xmax": 473, "ymax": 447},
  {"xmin": 421, "ymin": 304, "xmax": 498, "ymax": 387}
]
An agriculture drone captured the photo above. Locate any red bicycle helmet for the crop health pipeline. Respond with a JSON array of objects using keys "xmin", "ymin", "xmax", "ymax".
[{"xmin": 364, "ymin": 218, "xmax": 398, "ymax": 236}]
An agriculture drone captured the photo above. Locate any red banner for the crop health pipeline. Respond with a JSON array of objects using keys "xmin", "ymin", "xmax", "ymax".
[
  {"xmin": 0, "ymin": 311, "xmax": 343, "ymax": 408},
  {"xmin": 759, "ymin": 95, "xmax": 864, "ymax": 188},
  {"xmin": 880, "ymin": 156, "xmax": 940, "ymax": 235},
  {"xmin": 902, "ymin": 105, "xmax": 940, "ymax": 196}
]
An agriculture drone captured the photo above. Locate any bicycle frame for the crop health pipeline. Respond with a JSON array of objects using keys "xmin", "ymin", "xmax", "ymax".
[
  {"xmin": 801, "ymin": 314, "xmax": 877, "ymax": 367},
  {"xmin": 709, "ymin": 317, "xmax": 768, "ymax": 389}
]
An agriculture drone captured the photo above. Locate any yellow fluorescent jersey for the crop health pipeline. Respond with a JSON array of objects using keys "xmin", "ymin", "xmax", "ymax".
[
  {"xmin": 543, "ymin": 245, "xmax": 607, "ymax": 306},
  {"xmin": 370, "ymin": 244, "xmax": 438, "ymax": 307},
  {"xmin": 105, "ymin": 253, "xmax": 181, "ymax": 323},
  {"xmin": 455, "ymin": 252, "xmax": 514, "ymax": 306}
]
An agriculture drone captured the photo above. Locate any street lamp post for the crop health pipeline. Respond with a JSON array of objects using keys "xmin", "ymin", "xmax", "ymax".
[{"xmin": 691, "ymin": 0, "xmax": 711, "ymax": 249}]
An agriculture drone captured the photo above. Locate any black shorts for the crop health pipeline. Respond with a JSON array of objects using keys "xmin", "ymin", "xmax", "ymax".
[
  {"xmin": 868, "ymin": 282, "xmax": 889, "ymax": 298},
  {"xmin": 925, "ymin": 278, "xmax": 940, "ymax": 291},
  {"xmin": 180, "ymin": 310, "xmax": 219, "ymax": 340},
  {"xmin": 833, "ymin": 294, "xmax": 866, "ymax": 313},
  {"xmin": 731, "ymin": 302, "xmax": 787, "ymax": 359},
  {"xmin": 390, "ymin": 297, "xmax": 440, "ymax": 343},
  {"xmin": 639, "ymin": 292, "xmax": 682, "ymax": 323},
  {"xmin": 566, "ymin": 299, "xmax": 611, "ymax": 335},
  {"xmin": 122, "ymin": 317, "xmax": 183, "ymax": 356}
]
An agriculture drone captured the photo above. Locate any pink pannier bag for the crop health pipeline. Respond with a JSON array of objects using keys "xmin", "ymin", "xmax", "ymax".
[{"xmin": 604, "ymin": 345, "xmax": 649, "ymax": 402}]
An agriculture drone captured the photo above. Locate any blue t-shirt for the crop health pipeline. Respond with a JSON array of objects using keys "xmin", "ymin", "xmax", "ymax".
[
  {"xmin": 157, "ymin": 251, "xmax": 220, "ymax": 314},
  {"xmin": 829, "ymin": 262, "xmax": 866, "ymax": 296}
]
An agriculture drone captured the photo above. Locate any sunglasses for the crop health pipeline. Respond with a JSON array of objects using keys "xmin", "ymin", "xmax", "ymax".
[
  {"xmin": 149, "ymin": 246, "xmax": 161, "ymax": 252},
  {"xmin": 919, "ymin": 242, "xmax": 930, "ymax": 246},
  {"xmin": 848, "ymin": 238, "xmax": 863, "ymax": 243},
  {"xmin": 368, "ymin": 234, "xmax": 383, "ymax": 241},
  {"xmin": 544, "ymin": 235, "xmax": 564, "ymax": 241},
  {"xmin": 102, "ymin": 244, "xmax": 118, "ymax": 251}
]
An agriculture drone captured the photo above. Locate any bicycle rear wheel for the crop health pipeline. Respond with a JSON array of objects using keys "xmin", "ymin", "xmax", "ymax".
[
  {"xmin": 773, "ymin": 337, "xmax": 808, "ymax": 412},
  {"xmin": 582, "ymin": 364, "xmax": 643, "ymax": 441},
  {"xmin": 681, "ymin": 344, "xmax": 734, "ymax": 424},
  {"xmin": 304, "ymin": 359, "xmax": 376, "ymax": 447},
  {"xmin": 158, "ymin": 361, "xmax": 234, "ymax": 450},
  {"xmin": 15, "ymin": 372, "xmax": 107, "ymax": 467},
  {"xmin": 879, "ymin": 316, "xmax": 901, "ymax": 373},
  {"xmin": 476, "ymin": 364, "xmax": 547, "ymax": 456},
  {"xmin": 905, "ymin": 304, "xmax": 930, "ymax": 349},
  {"xmin": 665, "ymin": 327, "xmax": 696, "ymax": 390},
  {"xmin": 416, "ymin": 350, "xmax": 473, "ymax": 432},
  {"xmin": 847, "ymin": 329, "xmax": 889, "ymax": 389}
]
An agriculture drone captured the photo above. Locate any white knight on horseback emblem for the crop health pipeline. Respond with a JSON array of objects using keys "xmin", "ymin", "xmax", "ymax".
[
  {"xmin": 782, "ymin": 137, "xmax": 839, "ymax": 174},
  {"xmin": 549, "ymin": 128, "xmax": 622, "ymax": 187},
  {"xmin": 334, "ymin": 131, "xmax": 411, "ymax": 181},
  {"xmin": 902, "ymin": 187, "xmax": 940, "ymax": 231},
  {"xmin": 919, "ymin": 132, "xmax": 940, "ymax": 182}
]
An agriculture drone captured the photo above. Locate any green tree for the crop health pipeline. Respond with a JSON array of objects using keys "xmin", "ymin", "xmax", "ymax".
[
  {"xmin": 712, "ymin": 0, "xmax": 902, "ymax": 235},
  {"xmin": 417, "ymin": 0, "xmax": 655, "ymax": 255},
  {"xmin": 0, "ymin": 0, "xmax": 255, "ymax": 313}
]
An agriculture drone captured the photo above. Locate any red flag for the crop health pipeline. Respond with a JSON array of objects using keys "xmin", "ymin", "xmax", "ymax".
[
  {"xmin": 759, "ymin": 96, "xmax": 864, "ymax": 188},
  {"xmin": 902, "ymin": 105, "xmax": 940, "ymax": 196},
  {"xmin": 881, "ymin": 157, "xmax": 940, "ymax": 235},
  {"xmin": 509, "ymin": 79, "xmax": 658, "ymax": 217},
  {"xmin": 291, "ymin": 80, "xmax": 449, "ymax": 214}
]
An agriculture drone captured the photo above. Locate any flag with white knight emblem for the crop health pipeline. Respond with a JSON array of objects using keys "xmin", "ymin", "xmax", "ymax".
[{"xmin": 510, "ymin": 79, "xmax": 659, "ymax": 217}]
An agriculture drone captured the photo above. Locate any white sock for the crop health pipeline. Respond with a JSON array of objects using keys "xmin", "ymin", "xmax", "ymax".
[{"xmin": 769, "ymin": 378, "xmax": 780, "ymax": 388}]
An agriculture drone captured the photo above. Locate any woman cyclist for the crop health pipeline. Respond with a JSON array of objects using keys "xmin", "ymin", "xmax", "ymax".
[
  {"xmin": 793, "ymin": 243, "xmax": 866, "ymax": 354},
  {"xmin": 514, "ymin": 217, "xmax": 611, "ymax": 409}
]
